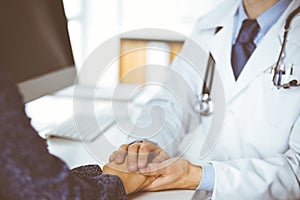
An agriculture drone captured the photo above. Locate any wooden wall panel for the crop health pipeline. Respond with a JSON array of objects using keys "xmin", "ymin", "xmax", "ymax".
[
  {"xmin": 169, "ymin": 41, "xmax": 183, "ymax": 63},
  {"xmin": 119, "ymin": 39, "xmax": 183, "ymax": 84},
  {"xmin": 119, "ymin": 39, "xmax": 147, "ymax": 84}
]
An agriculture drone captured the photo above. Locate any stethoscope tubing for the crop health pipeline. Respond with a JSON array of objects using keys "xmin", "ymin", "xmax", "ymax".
[{"xmin": 273, "ymin": 5, "xmax": 300, "ymax": 88}]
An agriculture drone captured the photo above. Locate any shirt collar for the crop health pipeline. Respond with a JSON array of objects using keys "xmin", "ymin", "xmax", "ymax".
[
  {"xmin": 234, "ymin": 0, "xmax": 292, "ymax": 44},
  {"xmin": 256, "ymin": 0, "xmax": 292, "ymax": 36}
]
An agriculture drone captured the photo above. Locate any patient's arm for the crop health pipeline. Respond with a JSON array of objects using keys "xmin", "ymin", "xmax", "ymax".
[
  {"xmin": 0, "ymin": 70, "xmax": 127, "ymax": 200},
  {"xmin": 103, "ymin": 157, "xmax": 156, "ymax": 195}
]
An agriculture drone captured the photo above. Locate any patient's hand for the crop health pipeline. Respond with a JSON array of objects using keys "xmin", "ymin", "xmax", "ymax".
[{"xmin": 103, "ymin": 157, "xmax": 156, "ymax": 195}]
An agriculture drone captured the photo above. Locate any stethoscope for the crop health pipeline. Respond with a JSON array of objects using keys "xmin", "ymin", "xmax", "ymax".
[
  {"xmin": 272, "ymin": 5, "xmax": 300, "ymax": 89},
  {"xmin": 194, "ymin": 53, "xmax": 215, "ymax": 116},
  {"xmin": 195, "ymin": 6, "xmax": 300, "ymax": 116}
]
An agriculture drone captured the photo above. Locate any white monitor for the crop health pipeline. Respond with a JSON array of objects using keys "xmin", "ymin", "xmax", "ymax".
[{"xmin": 0, "ymin": 0, "xmax": 76, "ymax": 102}]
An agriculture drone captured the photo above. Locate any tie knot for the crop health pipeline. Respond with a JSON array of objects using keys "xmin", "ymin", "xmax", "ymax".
[{"xmin": 236, "ymin": 19, "xmax": 260, "ymax": 44}]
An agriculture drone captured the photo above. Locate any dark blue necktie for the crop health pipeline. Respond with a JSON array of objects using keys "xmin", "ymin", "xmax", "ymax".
[{"xmin": 231, "ymin": 19, "xmax": 259, "ymax": 79}]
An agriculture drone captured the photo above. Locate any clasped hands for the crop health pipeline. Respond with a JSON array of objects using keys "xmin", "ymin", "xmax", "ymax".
[{"xmin": 103, "ymin": 142, "xmax": 202, "ymax": 195}]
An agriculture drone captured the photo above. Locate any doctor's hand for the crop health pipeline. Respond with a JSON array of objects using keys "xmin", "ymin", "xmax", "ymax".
[
  {"xmin": 109, "ymin": 141, "xmax": 170, "ymax": 172},
  {"xmin": 140, "ymin": 158, "xmax": 202, "ymax": 191}
]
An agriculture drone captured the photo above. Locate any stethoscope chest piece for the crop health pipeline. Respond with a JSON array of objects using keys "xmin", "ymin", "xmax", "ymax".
[
  {"xmin": 195, "ymin": 93, "xmax": 214, "ymax": 116},
  {"xmin": 195, "ymin": 53, "xmax": 216, "ymax": 116}
]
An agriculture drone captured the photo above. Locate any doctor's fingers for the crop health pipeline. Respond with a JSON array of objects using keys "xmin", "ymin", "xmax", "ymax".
[
  {"xmin": 151, "ymin": 150, "xmax": 170, "ymax": 164},
  {"xmin": 140, "ymin": 158, "xmax": 181, "ymax": 175},
  {"xmin": 127, "ymin": 143, "xmax": 142, "ymax": 171},
  {"xmin": 139, "ymin": 162, "xmax": 168, "ymax": 176},
  {"xmin": 137, "ymin": 142, "xmax": 165, "ymax": 168},
  {"xmin": 111, "ymin": 144, "xmax": 128, "ymax": 164}
]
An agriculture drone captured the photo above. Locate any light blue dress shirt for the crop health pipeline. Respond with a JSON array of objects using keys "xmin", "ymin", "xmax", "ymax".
[
  {"xmin": 233, "ymin": 0, "xmax": 292, "ymax": 45},
  {"xmin": 196, "ymin": 0, "xmax": 291, "ymax": 192}
]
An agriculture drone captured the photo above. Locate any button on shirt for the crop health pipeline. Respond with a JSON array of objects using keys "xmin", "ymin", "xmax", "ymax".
[{"xmin": 196, "ymin": 0, "xmax": 292, "ymax": 192}]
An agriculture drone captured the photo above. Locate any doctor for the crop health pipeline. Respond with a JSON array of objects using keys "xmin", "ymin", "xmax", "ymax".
[{"xmin": 110, "ymin": 0, "xmax": 300, "ymax": 199}]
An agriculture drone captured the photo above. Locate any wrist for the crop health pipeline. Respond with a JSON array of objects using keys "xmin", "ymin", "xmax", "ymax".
[{"xmin": 186, "ymin": 163, "xmax": 202, "ymax": 190}]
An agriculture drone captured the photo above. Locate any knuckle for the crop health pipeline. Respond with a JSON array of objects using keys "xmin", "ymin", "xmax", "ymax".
[
  {"xmin": 151, "ymin": 148, "xmax": 160, "ymax": 157},
  {"xmin": 128, "ymin": 143, "xmax": 140, "ymax": 151},
  {"xmin": 119, "ymin": 144, "xmax": 128, "ymax": 150},
  {"xmin": 139, "ymin": 145, "xmax": 149, "ymax": 152},
  {"xmin": 144, "ymin": 141, "xmax": 156, "ymax": 147},
  {"xmin": 118, "ymin": 149, "xmax": 127, "ymax": 155},
  {"xmin": 111, "ymin": 151, "xmax": 118, "ymax": 156},
  {"xmin": 109, "ymin": 155, "xmax": 115, "ymax": 160}
]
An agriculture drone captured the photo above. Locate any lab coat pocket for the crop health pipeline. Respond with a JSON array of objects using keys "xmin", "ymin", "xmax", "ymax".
[{"xmin": 259, "ymin": 70, "xmax": 300, "ymax": 126}]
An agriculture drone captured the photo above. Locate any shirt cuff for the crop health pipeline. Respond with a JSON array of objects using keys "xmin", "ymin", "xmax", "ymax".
[{"xmin": 196, "ymin": 163, "xmax": 215, "ymax": 192}]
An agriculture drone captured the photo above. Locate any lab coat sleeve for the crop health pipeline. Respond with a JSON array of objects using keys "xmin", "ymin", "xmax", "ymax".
[{"xmin": 211, "ymin": 115, "xmax": 300, "ymax": 199}]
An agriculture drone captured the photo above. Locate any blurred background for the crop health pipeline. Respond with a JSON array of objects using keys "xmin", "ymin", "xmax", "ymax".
[
  {"xmin": 0, "ymin": 0, "xmax": 225, "ymax": 167},
  {"xmin": 63, "ymin": 0, "xmax": 224, "ymax": 86}
]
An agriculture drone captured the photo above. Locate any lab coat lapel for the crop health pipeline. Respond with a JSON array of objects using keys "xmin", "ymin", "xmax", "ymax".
[
  {"xmin": 207, "ymin": 0, "xmax": 239, "ymax": 103},
  {"xmin": 210, "ymin": 21, "xmax": 236, "ymax": 103},
  {"xmin": 229, "ymin": 28, "xmax": 282, "ymax": 100}
]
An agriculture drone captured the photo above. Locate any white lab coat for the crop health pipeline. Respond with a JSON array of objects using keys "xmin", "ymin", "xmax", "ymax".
[{"xmin": 129, "ymin": 0, "xmax": 300, "ymax": 199}]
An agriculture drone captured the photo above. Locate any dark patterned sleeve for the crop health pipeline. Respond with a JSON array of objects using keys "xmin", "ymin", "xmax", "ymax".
[{"xmin": 0, "ymin": 70, "xmax": 127, "ymax": 200}]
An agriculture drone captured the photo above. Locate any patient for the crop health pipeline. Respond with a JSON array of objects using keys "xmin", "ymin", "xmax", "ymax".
[
  {"xmin": 0, "ymin": 69, "xmax": 127, "ymax": 200},
  {"xmin": 103, "ymin": 157, "xmax": 156, "ymax": 195}
]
